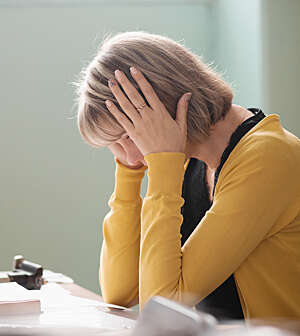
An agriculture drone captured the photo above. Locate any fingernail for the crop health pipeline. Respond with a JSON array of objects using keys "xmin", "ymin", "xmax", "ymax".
[
  {"xmin": 185, "ymin": 92, "xmax": 192, "ymax": 102},
  {"xmin": 105, "ymin": 100, "xmax": 112, "ymax": 107},
  {"xmin": 130, "ymin": 67, "xmax": 138, "ymax": 75},
  {"xmin": 115, "ymin": 69, "xmax": 123, "ymax": 80}
]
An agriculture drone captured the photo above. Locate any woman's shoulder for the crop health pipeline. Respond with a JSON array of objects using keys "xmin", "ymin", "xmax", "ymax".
[
  {"xmin": 220, "ymin": 114, "xmax": 300, "ymax": 188},
  {"xmin": 234, "ymin": 114, "xmax": 300, "ymax": 162}
]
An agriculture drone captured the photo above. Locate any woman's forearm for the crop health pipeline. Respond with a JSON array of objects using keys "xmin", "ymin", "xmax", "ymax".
[
  {"xmin": 140, "ymin": 152, "xmax": 186, "ymax": 308},
  {"xmin": 99, "ymin": 159, "xmax": 147, "ymax": 307}
]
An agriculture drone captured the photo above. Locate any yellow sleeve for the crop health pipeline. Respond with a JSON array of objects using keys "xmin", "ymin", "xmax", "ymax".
[
  {"xmin": 100, "ymin": 158, "xmax": 147, "ymax": 307},
  {"xmin": 139, "ymin": 146, "xmax": 295, "ymax": 309}
]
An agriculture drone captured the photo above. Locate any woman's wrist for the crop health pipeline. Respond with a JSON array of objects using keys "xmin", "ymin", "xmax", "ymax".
[
  {"xmin": 120, "ymin": 162, "xmax": 145, "ymax": 170},
  {"xmin": 116, "ymin": 158, "xmax": 146, "ymax": 170}
]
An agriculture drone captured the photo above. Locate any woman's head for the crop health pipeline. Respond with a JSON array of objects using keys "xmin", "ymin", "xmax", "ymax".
[{"xmin": 76, "ymin": 31, "xmax": 233, "ymax": 147}]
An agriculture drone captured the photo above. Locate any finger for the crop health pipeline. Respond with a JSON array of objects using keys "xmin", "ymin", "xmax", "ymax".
[
  {"xmin": 105, "ymin": 99, "xmax": 135, "ymax": 133},
  {"xmin": 108, "ymin": 78, "xmax": 141, "ymax": 124},
  {"xmin": 114, "ymin": 70, "xmax": 149, "ymax": 113},
  {"xmin": 176, "ymin": 92, "xmax": 192, "ymax": 130},
  {"xmin": 129, "ymin": 67, "xmax": 162, "ymax": 112}
]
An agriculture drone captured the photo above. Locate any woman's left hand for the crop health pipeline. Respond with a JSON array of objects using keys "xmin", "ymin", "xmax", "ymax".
[{"xmin": 106, "ymin": 67, "xmax": 192, "ymax": 157}]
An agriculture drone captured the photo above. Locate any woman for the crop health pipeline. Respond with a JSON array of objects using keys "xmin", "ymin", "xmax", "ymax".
[{"xmin": 76, "ymin": 31, "xmax": 300, "ymax": 320}]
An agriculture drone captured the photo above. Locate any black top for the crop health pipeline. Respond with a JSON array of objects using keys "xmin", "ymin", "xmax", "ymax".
[{"xmin": 180, "ymin": 108, "xmax": 266, "ymax": 321}]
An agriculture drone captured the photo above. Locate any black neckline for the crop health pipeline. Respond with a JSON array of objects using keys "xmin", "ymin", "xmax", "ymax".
[{"xmin": 180, "ymin": 107, "xmax": 266, "ymax": 320}]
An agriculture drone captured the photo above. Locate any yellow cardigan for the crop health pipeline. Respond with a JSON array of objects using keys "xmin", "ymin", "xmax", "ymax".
[{"xmin": 99, "ymin": 114, "xmax": 300, "ymax": 319}]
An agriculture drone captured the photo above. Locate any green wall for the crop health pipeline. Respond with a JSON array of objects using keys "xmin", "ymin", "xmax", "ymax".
[
  {"xmin": 211, "ymin": 0, "xmax": 263, "ymax": 109},
  {"xmin": 0, "ymin": 0, "xmax": 299, "ymax": 295},
  {"xmin": 261, "ymin": 0, "xmax": 300, "ymax": 136},
  {"xmin": 0, "ymin": 2, "xmax": 212, "ymax": 294}
]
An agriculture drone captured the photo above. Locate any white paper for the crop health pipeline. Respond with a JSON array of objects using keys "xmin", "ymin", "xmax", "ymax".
[
  {"xmin": 37, "ymin": 283, "xmax": 128, "ymax": 311},
  {"xmin": 0, "ymin": 282, "xmax": 40, "ymax": 302},
  {"xmin": 43, "ymin": 269, "xmax": 74, "ymax": 284}
]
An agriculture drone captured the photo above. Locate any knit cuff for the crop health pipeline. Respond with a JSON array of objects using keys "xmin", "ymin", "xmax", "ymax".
[
  {"xmin": 113, "ymin": 158, "xmax": 147, "ymax": 200},
  {"xmin": 144, "ymin": 152, "xmax": 186, "ymax": 196}
]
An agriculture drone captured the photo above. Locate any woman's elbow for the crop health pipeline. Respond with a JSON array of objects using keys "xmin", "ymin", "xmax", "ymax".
[
  {"xmin": 101, "ymin": 289, "xmax": 139, "ymax": 308},
  {"xmin": 99, "ymin": 274, "xmax": 138, "ymax": 308}
]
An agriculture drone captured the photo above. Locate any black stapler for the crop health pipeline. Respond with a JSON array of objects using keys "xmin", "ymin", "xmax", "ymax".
[{"xmin": 0, "ymin": 255, "xmax": 43, "ymax": 290}]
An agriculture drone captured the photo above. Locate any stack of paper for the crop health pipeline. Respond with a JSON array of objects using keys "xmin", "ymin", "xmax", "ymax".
[{"xmin": 0, "ymin": 282, "xmax": 41, "ymax": 315}]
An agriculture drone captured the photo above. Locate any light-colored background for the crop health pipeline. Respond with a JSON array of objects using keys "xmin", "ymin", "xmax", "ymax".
[{"xmin": 1, "ymin": 0, "xmax": 299, "ymax": 295}]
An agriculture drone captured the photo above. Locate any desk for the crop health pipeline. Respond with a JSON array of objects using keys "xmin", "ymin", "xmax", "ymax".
[
  {"xmin": 61, "ymin": 283, "xmax": 138, "ymax": 321},
  {"xmin": 2, "ymin": 284, "xmax": 299, "ymax": 335}
]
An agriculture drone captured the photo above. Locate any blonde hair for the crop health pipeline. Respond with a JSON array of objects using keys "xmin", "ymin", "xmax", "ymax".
[{"xmin": 76, "ymin": 31, "xmax": 233, "ymax": 147}]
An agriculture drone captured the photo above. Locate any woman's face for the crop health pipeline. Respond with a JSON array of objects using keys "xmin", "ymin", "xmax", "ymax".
[{"xmin": 108, "ymin": 134, "xmax": 147, "ymax": 166}]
